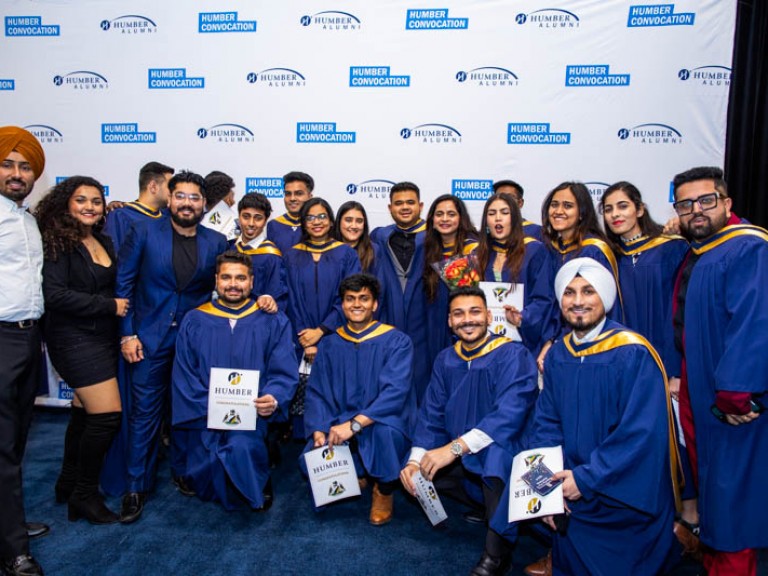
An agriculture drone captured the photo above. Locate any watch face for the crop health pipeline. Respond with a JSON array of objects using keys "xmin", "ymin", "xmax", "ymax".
[
  {"xmin": 450, "ymin": 442, "xmax": 462, "ymax": 457},
  {"xmin": 351, "ymin": 420, "xmax": 362, "ymax": 433}
]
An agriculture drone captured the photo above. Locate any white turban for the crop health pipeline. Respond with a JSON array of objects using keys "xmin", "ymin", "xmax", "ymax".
[{"xmin": 555, "ymin": 257, "xmax": 617, "ymax": 312}]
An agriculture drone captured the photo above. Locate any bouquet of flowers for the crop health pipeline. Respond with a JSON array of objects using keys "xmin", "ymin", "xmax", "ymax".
[{"xmin": 432, "ymin": 253, "xmax": 481, "ymax": 289}]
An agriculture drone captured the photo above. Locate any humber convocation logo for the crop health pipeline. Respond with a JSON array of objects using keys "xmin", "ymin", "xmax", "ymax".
[
  {"xmin": 148, "ymin": 68, "xmax": 204, "ymax": 89},
  {"xmin": 617, "ymin": 123, "xmax": 682, "ymax": 145},
  {"xmin": 565, "ymin": 65, "xmax": 630, "ymax": 87},
  {"xmin": 53, "ymin": 71, "xmax": 108, "ymax": 91},
  {"xmin": 627, "ymin": 4, "xmax": 695, "ymax": 27},
  {"xmin": 508, "ymin": 123, "xmax": 570, "ymax": 145},
  {"xmin": 245, "ymin": 178, "xmax": 284, "ymax": 198},
  {"xmin": 197, "ymin": 123, "xmax": 254, "ymax": 144},
  {"xmin": 349, "ymin": 66, "xmax": 410, "ymax": 88},
  {"xmin": 401, "ymin": 123, "xmax": 462, "ymax": 144},
  {"xmin": 297, "ymin": 122, "xmax": 356, "ymax": 144},
  {"xmin": 0, "ymin": 78, "xmax": 14, "ymax": 91},
  {"xmin": 515, "ymin": 8, "xmax": 580, "ymax": 29},
  {"xmin": 456, "ymin": 67, "xmax": 519, "ymax": 88},
  {"xmin": 246, "ymin": 68, "xmax": 306, "ymax": 88},
  {"xmin": 300, "ymin": 11, "xmax": 361, "ymax": 31},
  {"xmin": 100, "ymin": 15, "xmax": 157, "ymax": 34},
  {"xmin": 452, "ymin": 180, "xmax": 493, "ymax": 201},
  {"xmin": 199, "ymin": 12, "xmax": 257, "ymax": 33},
  {"xmin": 678, "ymin": 65, "xmax": 731, "ymax": 87},
  {"xmin": 101, "ymin": 123, "xmax": 156, "ymax": 144},
  {"xmin": 346, "ymin": 179, "xmax": 395, "ymax": 200},
  {"xmin": 405, "ymin": 8, "xmax": 468, "ymax": 30},
  {"xmin": 5, "ymin": 15, "xmax": 60, "ymax": 36},
  {"xmin": 24, "ymin": 124, "xmax": 63, "ymax": 144}
]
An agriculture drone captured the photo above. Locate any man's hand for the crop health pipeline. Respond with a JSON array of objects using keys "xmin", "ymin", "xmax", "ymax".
[
  {"xmin": 256, "ymin": 295, "xmax": 277, "ymax": 314},
  {"xmin": 254, "ymin": 394, "xmax": 278, "ymax": 418},
  {"xmin": 114, "ymin": 298, "xmax": 130, "ymax": 318},
  {"xmin": 668, "ymin": 377, "xmax": 681, "ymax": 401},
  {"xmin": 725, "ymin": 411, "xmax": 761, "ymax": 426},
  {"xmin": 400, "ymin": 462, "xmax": 420, "ymax": 496},
  {"xmin": 552, "ymin": 470, "xmax": 581, "ymax": 501},
  {"xmin": 121, "ymin": 336, "xmax": 144, "ymax": 363},
  {"xmin": 303, "ymin": 345, "xmax": 318, "ymax": 364},
  {"xmin": 420, "ymin": 440, "xmax": 466, "ymax": 482},
  {"xmin": 313, "ymin": 431, "xmax": 327, "ymax": 448},
  {"xmin": 327, "ymin": 421, "xmax": 355, "ymax": 449},
  {"xmin": 537, "ymin": 340, "xmax": 553, "ymax": 374},
  {"xmin": 106, "ymin": 200, "xmax": 125, "ymax": 213},
  {"xmin": 298, "ymin": 327, "xmax": 323, "ymax": 348},
  {"xmin": 663, "ymin": 216, "xmax": 681, "ymax": 235}
]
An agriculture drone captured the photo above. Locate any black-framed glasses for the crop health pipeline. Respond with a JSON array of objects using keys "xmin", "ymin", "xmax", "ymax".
[
  {"xmin": 305, "ymin": 213, "xmax": 329, "ymax": 222},
  {"xmin": 672, "ymin": 192, "xmax": 723, "ymax": 216}
]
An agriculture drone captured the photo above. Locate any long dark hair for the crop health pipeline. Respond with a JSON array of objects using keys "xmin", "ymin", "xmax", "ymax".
[
  {"xmin": 476, "ymin": 193, "xmax": 526, "ymax": 282},
  {"xmin": 35, "ymin": 175, "xmax": 106, "ymax": 260},
  {"xmin": 541, "ymin": 181, "xmax": 606, "ymax": 248},
  {"xmin": 600, "ymin": 181, "xmax": 664, "ymax": 251},
  {"xmin": 333, "ymin": 201, "xmax": 375, "ymax": 272},
  {"xmin": 424, "ymin": 195, "xmax": 477, "ymax": 302},
  {"xmin": 299, "ymin": 197, "xmax": 335, "ymax": 242}
]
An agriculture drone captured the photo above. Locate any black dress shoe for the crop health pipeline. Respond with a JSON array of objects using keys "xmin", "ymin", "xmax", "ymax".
[
  {"xmin": 259, "ymin": 478, "xmax": 274, "ymax": 511},
  {"xmin": 171, "ymin": 476, "xmax": 196, "ymax": 497},
  {"xmin": 68, "ymin": 495, "xmax": 119, "ymax": 525},
  {"xmin": 120, "ymin": 492, "xmax": 145, "ymax": 524},
  {"xmin": 470, "ymin": 552, "xmax": 508, "ymax": 576},
  {"xmin": 54, "ymin": 483, "xmax": 72, "ymax": 504},
  {"xmin": 3, "ymin": 554, "xmax": 44, "ymax": 576},
  {"xmin": 25, "ymin": 522, "xmax": 50, "ymax": 539}
]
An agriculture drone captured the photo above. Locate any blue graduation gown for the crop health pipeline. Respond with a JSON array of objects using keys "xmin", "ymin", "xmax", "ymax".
[
  {"xmin": 618, "ymin": 235, "xmax": 687, "ymax": 376},
  {"xmin": 424, "ymin": 238, "xmax": 478, "ymax": 369},
  {"xmin": 414, "ymin": 336, "xmax": 538, "ymax": 482},
  {"xmin": 230, "ymin": 238, "xmax": 288, "ymax": 311},
  {"xmin": 483, "ymin": 239, "xmax": 558, "ymax": 356},
  {"xmin": 284, "ymin": 240, "xmax": 361, "ymax": 353},
  {"xmin": 172, "ymin": 299, "xmax": 299, "ymax": 510},
  {"xmin": 682, "ymin": 224, "xmax": 768, "ymax": 551},
  {"xmin": 304, "ymin": 322, "xmax": 416, "ymax": 482},
  {"xmin": 522, "ymin": 220, "xmax": 543, "ymax": 241},
  {"xmin": 495, "ymin": 321, "xmax": 677, "ymax": 575},
  {"xmin": 266, "ymin": 213, "xmax": 302, "ymax": 255},
  {"xmin": 548, "ymin": 234, "xmax": 624, "ymax": 322},
  {"xmin": 103, "ymin": 201, "xmax": 167, "ymax": 254},
  {"xmin": 371, "ymin": 221, "xmax": 432, "ymax": 402}
]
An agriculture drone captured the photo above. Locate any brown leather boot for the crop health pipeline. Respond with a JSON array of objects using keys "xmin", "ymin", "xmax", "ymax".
[
  {"xmin": 524, "ymin": 551, "xmax": 552, "ymax": 576},
  {"xmin": 369, "ymin": 483, "xmax": 393, "ymax": 526}
]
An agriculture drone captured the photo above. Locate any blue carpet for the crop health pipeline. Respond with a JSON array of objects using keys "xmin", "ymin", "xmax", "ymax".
[{"xmin": 20, "ymin": 409, "xmax": 749, "ymax": 575}]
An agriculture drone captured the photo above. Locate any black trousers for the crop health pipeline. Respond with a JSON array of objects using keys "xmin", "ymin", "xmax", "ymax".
[{"xmin": 0, "ymin": 324, "xmax": 42, "ymax": 560}]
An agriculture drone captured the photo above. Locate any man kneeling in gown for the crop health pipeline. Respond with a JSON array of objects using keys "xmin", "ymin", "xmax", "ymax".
[
  {"xmin": 303, "ymin": 273, "xmax": 417, "ymax": 525},
  {"xmin": 172, "ymin": 251, "xmax": 298, "ymax": 510},
  {"xmin": 492, "ymin": 257, "xmax": 682, "ymax": 575}
]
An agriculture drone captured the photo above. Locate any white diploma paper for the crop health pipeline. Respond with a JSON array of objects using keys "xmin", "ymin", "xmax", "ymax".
[
  {"xmin": 412, "ymin": 471, "xmax": 448, "ymax": 526},
  {"xmin": 201, "ymin": 200, "xmax": 238, "ymax": 240},
  {"xmin": 304, "ymin": 444, "xmax": 361, "ymax": 507},
  {"xmin": 479, "ymin": 281, "xmax": 524, "ymax": 342},
  {"xmin": 206, "ymin": 367, "xmax": 259, "ymax": 431},
  {"xmin": 508, "ymin": 446, "xmax": 565, "ymax": 522}
]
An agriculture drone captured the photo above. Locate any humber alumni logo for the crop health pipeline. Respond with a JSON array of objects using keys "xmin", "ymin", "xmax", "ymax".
[
  {"xmin": 346, "ymin": 179, "xmax": 395, "ymax": 200},
  {"xmin": 300, "ymin": 11, "xmax": 361, "ymax": 30},
  {"xmin": 53, "ymin": 71, "xmax": 108, "ymax": 91},
  {"xmin": 456, "ymin": 67, "xmax": 519, "ymax": 87},
  {"xmin": 678, "ymin": 65, "xmax": 731, "ymax": 87},
  {"xmin": 246, "ymin": 68, "xmax": 306, "ymax": 88},
  {"xmin": 5, "ymin": 16, "xmax": 60, "ymax": 36},
  {"xmin": 401, "ymin": 123, "xmax": 462, "ymax": 144},
  {"xmin": 515, "ymin": 8, "xmax": 580, "ymax": 28},
  {"xmin": 100, "ymin": 15, "xmax": 157, "ymax": 34},
  {"xmin": 618, "ymin": 123, "xmax": 682, "ymax": 144},
  {"xmin": 24, "ymin": 124, "xmax": 63, "ymax": 144},
  {"xmin": 197, "ymin": 123, "xmax": 254, "ymax": 143},
  {"xmin": 245, "ymin": 178, "xmax": 283, "ymax": 198},
  {"xmin": 452, "ymin": 180, "xmax": 493, "ymax": 201},
  {"xmin": 584, "ymin": 182, "xmax": 611, "ymax": 204}
]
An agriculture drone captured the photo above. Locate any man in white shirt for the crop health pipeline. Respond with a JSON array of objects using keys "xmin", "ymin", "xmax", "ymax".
[{"xmin": 0, "ymin": 126, "xmax": 47, "ymax": 576}]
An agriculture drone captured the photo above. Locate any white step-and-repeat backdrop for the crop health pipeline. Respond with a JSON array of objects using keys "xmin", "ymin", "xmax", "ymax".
[{"xmin": 2, "ymin": 0, "xmax": 734, "ymax": 403}]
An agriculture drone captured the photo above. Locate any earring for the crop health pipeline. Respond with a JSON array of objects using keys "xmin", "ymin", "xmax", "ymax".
[{"xmin": 485, "ymin": 226, "xmax": 490, "ymax": 235}]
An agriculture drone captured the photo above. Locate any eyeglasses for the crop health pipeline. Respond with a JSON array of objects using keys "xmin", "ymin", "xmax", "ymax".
[
  {"xmin": 305, "ymin": 213, "xmax": 329, "ymax": 222},
  {"xmin": 173, "ymin": 192, "xmax": 203, "ymax": 203},
  {"xmin": 672, "ymin": 192, "xmax": 724, "ymax": 216}
]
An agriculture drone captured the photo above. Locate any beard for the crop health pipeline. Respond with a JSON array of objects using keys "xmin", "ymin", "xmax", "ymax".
[
  {"xmin": 218, "ymin": 289, "xmax": 247, "ymax": 307},
  {"xmin": 680, "ymin": 210, "xmax": 728, "ymax": 241},
  {"xmin": 2, "ymin": 178, "xmax": 33, "ymax": 203},
  {"xmin": 171, "ymin": 209, "xmax": 203, "ymax": 228}
]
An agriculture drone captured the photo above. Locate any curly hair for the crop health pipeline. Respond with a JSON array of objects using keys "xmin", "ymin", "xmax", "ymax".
[{"xmin": 35, "ymin": 175, "xmax": 106, "ymax": 261}]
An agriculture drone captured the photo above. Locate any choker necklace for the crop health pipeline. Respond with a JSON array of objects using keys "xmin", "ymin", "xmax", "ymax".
[{"xmin": 621, "ymin": 233, "xmax": 644, "ymax": 243}]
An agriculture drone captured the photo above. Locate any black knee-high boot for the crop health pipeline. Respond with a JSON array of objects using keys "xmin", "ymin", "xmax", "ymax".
[
  {"xmin": 68, "ymin": 411, "xmax": 122, "ymax": 524},
  {"xmin": 56, "ymin": 406, "xmax": 87, "ymax": 503}
]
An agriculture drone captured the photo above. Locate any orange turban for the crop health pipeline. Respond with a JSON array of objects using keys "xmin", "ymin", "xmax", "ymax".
[{"xmin": 0, "ymin": 126, "xmax": 46, "ymax": 178}]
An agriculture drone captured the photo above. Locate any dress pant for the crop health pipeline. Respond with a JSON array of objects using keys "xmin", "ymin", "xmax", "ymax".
[{"xmin": 0, "ymin": 323, "xmax": 41, "ymax": 560}]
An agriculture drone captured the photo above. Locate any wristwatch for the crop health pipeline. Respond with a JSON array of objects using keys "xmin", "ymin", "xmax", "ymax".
[
  {"xmin": 450, "ymin": 440, "xmax": 464, "ymax": 459},
  {"xmin": 350, "ymin": 418, "xmax": 363, "ymax": 435}
]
